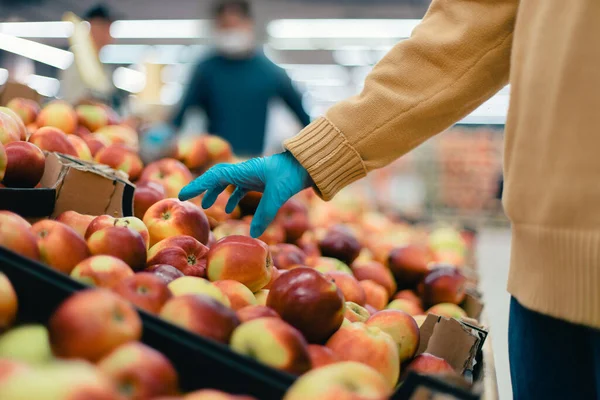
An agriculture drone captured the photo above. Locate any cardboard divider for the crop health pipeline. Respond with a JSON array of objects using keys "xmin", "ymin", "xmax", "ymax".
[{"xmin": 0, "ymin": 152, "xmax": 135, "ymax": 219}]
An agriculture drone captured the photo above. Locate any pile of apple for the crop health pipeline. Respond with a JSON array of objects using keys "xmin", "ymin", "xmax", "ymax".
[
  {"xmin": 0, "ymin": 97, "xmax": 477, "ymax": 399},
  {"xmin": 0, "ymin": 271, "xmax": 262, "ymax": 399}
]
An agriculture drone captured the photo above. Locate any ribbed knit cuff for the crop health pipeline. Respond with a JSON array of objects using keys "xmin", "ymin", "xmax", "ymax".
[{"xmin": 284, "ymin": 117, "xmax": 367, "ymax": 200}]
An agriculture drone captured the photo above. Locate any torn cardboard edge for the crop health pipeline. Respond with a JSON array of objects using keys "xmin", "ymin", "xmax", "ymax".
[
  {"xmin": 0, "ymin": 152, "xmax": 135, "ymax": 219},
  {"xmin": 417, "ymin": 314, "xmax": 488, "ymax": 380},
  {"xmin": 462, "ymin": 290, "xmax": 484, "ymax": 320}
]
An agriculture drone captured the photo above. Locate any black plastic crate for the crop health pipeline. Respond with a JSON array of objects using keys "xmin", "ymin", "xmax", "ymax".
[
  {"xmin": 0, "ymin": 246, "xmax": 483, "ymax": 400},
  {"xmin": 0, "ymin": 247, "xmax": 293, "ymax": 399}
]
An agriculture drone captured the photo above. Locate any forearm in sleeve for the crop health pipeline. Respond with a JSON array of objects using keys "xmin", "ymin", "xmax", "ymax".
[{"xmin": 285, "ymin": 0, "xmax": 518, "ymax": 200}]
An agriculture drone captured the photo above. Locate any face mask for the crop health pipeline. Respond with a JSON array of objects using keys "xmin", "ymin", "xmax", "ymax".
[{"xmin": 214, "ymin": 29, "xmax": 255, "ymax": 58}]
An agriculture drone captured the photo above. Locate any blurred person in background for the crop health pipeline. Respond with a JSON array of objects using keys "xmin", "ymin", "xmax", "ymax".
[
  {"xmin": 142, "ymin": 0, "xmax": 310, "ymax": 158},
  {"xmin": 59, "ymin": 4, "xmax": 116, "ymax": 105},
  {"xmin": 180, "ymin": 1, "xmax": 600, "ymax": 399}
]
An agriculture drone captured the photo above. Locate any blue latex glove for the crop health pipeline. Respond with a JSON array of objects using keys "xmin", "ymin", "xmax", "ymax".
[
  {"xmin": 179, "ymin": 151, "xmax": 313, "ymax": 238},
  {"xmin": 140, "ymin": 123, "xmax": 175, "ymax": 162}
]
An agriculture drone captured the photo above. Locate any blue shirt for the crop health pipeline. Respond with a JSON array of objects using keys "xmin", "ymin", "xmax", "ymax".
[{"xmin": 171, "ymin": 51, "xmax": 311, "ymax": 156}]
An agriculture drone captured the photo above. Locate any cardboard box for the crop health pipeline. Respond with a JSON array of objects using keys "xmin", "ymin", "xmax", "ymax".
[
  {"xmin": 0, "ymin": 81, "xmax": 40, "ymax": 106},
  {"xmin": 0, "ymin": 152, "xmax": 134, "ymax": 219}
]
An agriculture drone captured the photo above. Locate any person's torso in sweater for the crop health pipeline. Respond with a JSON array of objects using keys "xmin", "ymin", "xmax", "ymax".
[
  {"xmin": 504, "ymin": 0, "xmax": 600, "ymax": 326},
  {"xmin": 195, "ymin": 52, "xmax": 287, "ymax": 156}
]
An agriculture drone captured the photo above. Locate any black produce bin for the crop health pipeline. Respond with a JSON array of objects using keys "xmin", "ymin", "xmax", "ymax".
[
  {"xmin": 0, "ymin": 246, "xmax": 483, "ymax": 400},
  {"xmin": 0, "ymin": 247, "xmax": 293, "ymax": 399}
]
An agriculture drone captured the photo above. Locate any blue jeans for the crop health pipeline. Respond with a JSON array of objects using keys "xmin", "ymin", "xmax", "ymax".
[{"xmin": 509, "ymin": 297, "xmax": 600, "ymax": 399}]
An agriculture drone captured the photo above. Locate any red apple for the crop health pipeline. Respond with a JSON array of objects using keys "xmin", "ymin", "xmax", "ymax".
[
  {"xmin": 270, "ymin": 243, "xmax": 306, "ymax": 270},
  {"xmin": 71, "ymin": 255, "xmax": 134, "ymax": 288},
  {"xmin": 98, "ymin": 341, "xmax": 178, "ymax": 399},
  {"xmin": 0, "ymin": 273, "xmax": 17, "ymax": 331},
  {"xmin": 0, "ymin": 360, "xmax": 121, "ymax": 399},
  {"xmin": 55, "ymin": 211, "xmax": 94, "ymax": 238},
  {"xmin": 86, "ymin": 215, "xmax": 150, "ymax": 249},
  {"xmin": 206, "ymin": 235, "xmax": 273, "ymax": 292},
  {"xmin": 112, "ymin": 273, "xmax": 172, "ymax": 314},
  {"xmin": 31, "ymin": 220, "xmax": 90, "ymax": 274},
  {"xmin": 254, "ymin": 289, "xmax": 269, "ymax": 306},
  {"xmin": 147, "ymin": 235, "xmax": 209, "ymax": 277},
  {"xmin": 326, "ymin": 271, "xmax": 366, "ymax": 306},
  {"xmin": 0, "ymin": 211, "xmax": 40, "ymax": 260},
  {"xmin": 211, "ymin": 219, "xmax": 251, "ymax": 240},
  {"xmin": 230, "ymin": 317, "xmax": 311, "ymax": 375},
  {"xmin": 426, "ymin": 303, "xmax": 467, "ymax": 319},
  {"xmin": 283, "ymin": 361, "xmax": 391, "ymax": 400},
  {"xmin": 213, "ymin": 280, "xmax": 257, "ymax": 311},
  {"xmin": 326, "ymin": 322, "xmax": 399, "ymax": 388},
  {"xmin": 73, "ymin": 125, "xmax": 92, "ymax": 140},
  {"xmin": 6, "ymin": 98, "xmax": 40, "ymax": 126},
  {"xmin": 95, "ymin": 144, "xmax": 144, "ymax": 180},
  {"xmin": 174, "ymin": 136, "xmax": 209, "ymax": 170},
  {"xmin": 66, "ymin": 134, "xmax": 93, "ymax": 161},
  {"xmin": 49, "ymin": 289, "xmax": 142, "ymax": 362},
  {"xmin": 351, "ymin": 260, "xmax": 397, "ymax": 298},
  {"xmin": 36, "ymin": 101, "xmax": 77, "ymax": 134},
  {"xmin": 344, "ymin": 301, "xmax": 370, "ymax": 323},
  {"xmin": 203, "ymin": 135, "xmax": 233, "ymax": 164},
  {"xmin": 167, "ymin": 277, "xmax": 230, "ymax": 306},
  {"xmin": 143, "ymin": 199, "xmax": 210, "ymax": 246},
  {"xmin": 312, "ymin": 257, "xmax": 352, "ymax": 275},
  {"xmin": 386, "ymin": 299, "xmax": 424, "ymax": 316},
  {"xmin": 184, "ymin": 389, "xmax": 257, "ymax": 400},
  {"xmin": 159, "ymin": 294, "xmax": 239, "ymax": 343},
  {"xmin": 366, "ymin": 310, "xmax": 420, "ymax": 363},
  {"xmin": 307, "ymin": 344, "xmax": 339, "ymax": 369},
  {"xmin": 236, "ymin": 305, "xmax": 279, "ymax": 323},
  {"xmin": 359, "ymin": 280, "xmax": 389, "ymax": 311},
  {"xmin": 76, "ymin": 104, "xmax": 110, "ymax": 132},
  {"xmin": 295, "ymin": 231, "xmax": 321, "ymax": 260},
  {"xmin": 0, "ymin": 107, "xmax": 28, "ymax": 141},
  {"xmin": 267, "ymin": 267, "xmax": 345, "ymax": 343},
  {"xmin": 421, "ymin": 265, "xmax": 467, "ymax": 307},
  {"xmin": 145, "ymin": 264, "xmax": 185, "ymax": 285},
  {"xmin": 393, "ymin": 289, "xmax": 423, "ymax": 310},
  {"xmin": 94, "ymin": 125, "xmax": 139, "ymax": 151},
  {"xmin": 318, "ymin": 225, "xmax": 362, "ymax": 265},
  {"xmin": 256, "ymin": 223, "xmax": 285, "ymax": 246},
  {"xmin": 2, "ymin": 141, "xmax": 45, "ymax": 188},
  {"xmin": 134, "ymin": 181, "xmax": 166, "ymax": 220},
  {"xmin": 0, "ymin": 359, "xmax": 29, "ymax": 382},
  {"xmin": 387, "ymin": 245, "xmax": 431, "ymax": 289},
  {"xmin": 263, "ymin": 266, "xmax": 285, "ymax": 290},
  {"xmin": 0, "ymin": 112, "xmax": 20, "ymax": 144},
  {"xmin": 87, "ymin": 226, "xmax": 147, "ymax": 271},
  {"xmin": 84, "ymin": 136, "xmax": 109, "ymax": 157},
  {"xmin": 29, "ymin": 126, "xmax": 78, "ymax": 156},
  {"xmin": 276, "ymin": 199, "xmax": 311, "ymax": 243},
  {"xmin": 405, "ymin": 353, "xmax": 454, "ymax": 375},
  {"xmin": 139, "ymin": 158, "xmax": 193, "ymax": 198}
]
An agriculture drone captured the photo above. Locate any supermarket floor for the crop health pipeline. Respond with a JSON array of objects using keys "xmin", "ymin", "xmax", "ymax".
[{"xmin": 477, "ymin": 228, "xmax": 513, "ymax": 400}]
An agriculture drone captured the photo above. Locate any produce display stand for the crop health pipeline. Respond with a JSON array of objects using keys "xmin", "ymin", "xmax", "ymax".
[
  {"xmin": 0, "ymin": 246, "xmax": 293, "ymax": 399},
  {"xmin": 0, "ymin": 244, "xmax": 493, "ymax": 399}
]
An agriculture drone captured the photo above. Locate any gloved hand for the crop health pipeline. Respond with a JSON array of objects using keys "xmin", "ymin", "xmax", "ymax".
[
  {"xmin": 139, "ymin": 123, "xmax": 175, "ymax": 163},
  {"xmin": 179, "ymin": 151, "xmax": 313, "ymax": 238}
]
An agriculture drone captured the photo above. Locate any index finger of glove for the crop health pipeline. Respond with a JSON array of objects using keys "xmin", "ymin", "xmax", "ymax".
[{"xmin": 178, "ymin": 164, "xmax": 231, "ymax": 201}]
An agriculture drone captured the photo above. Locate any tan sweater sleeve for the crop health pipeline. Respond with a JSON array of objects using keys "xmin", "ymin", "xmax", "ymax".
[{"xmin": 284, "ymin": 0, "xmax": 518, "ymax": 200}]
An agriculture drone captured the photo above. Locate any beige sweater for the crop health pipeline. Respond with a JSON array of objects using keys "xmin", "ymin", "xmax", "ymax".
[{"xmin": 285, "ymin": 0, "xmax": 600, "ymax": 328}]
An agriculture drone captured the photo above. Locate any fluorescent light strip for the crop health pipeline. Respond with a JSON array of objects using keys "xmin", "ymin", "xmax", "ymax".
[
  {"xmin": 0, "ymin": 33, "xmax": 74, "ymax": 69},
  {"xmin": 25, "ymin": 74, "xmax": 60, "ymax": 97},
  {"xmin": 110, "ymin": 19, "xmax": 211, "ymax": 39},
  {"xmin": 113, "ymin": 67, "xmax": 146, "ymax": 93},
  {"xmin": 0, "ymin": 21, "xmax": 74, "ymax": 38},
  {"xmin": 268, "ymin": 19, "xmax": 421, "ymax": 39}
]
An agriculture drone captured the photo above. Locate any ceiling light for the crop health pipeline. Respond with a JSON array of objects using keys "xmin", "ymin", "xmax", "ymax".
[
  {"xmin": 0, "ymin": 21, "xmax": 74, "ymax": 38},
  {"xmin": 26, "ymin": 74, "xmax": 61, "ymax": 97},
  {"xmin": 113, "ymin": 67, "xmax": 146, "ymax": 93},
  {"xmin": 0, "ymin": 33, "xmax": 74, "ymax": 69},
  {"xmin": 268, "ymin": 19, "xmax": 421, "ymax": 39},
  {"xmin": 110, "ymin": 19, "xmax": 210, "ymax": 39}
]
